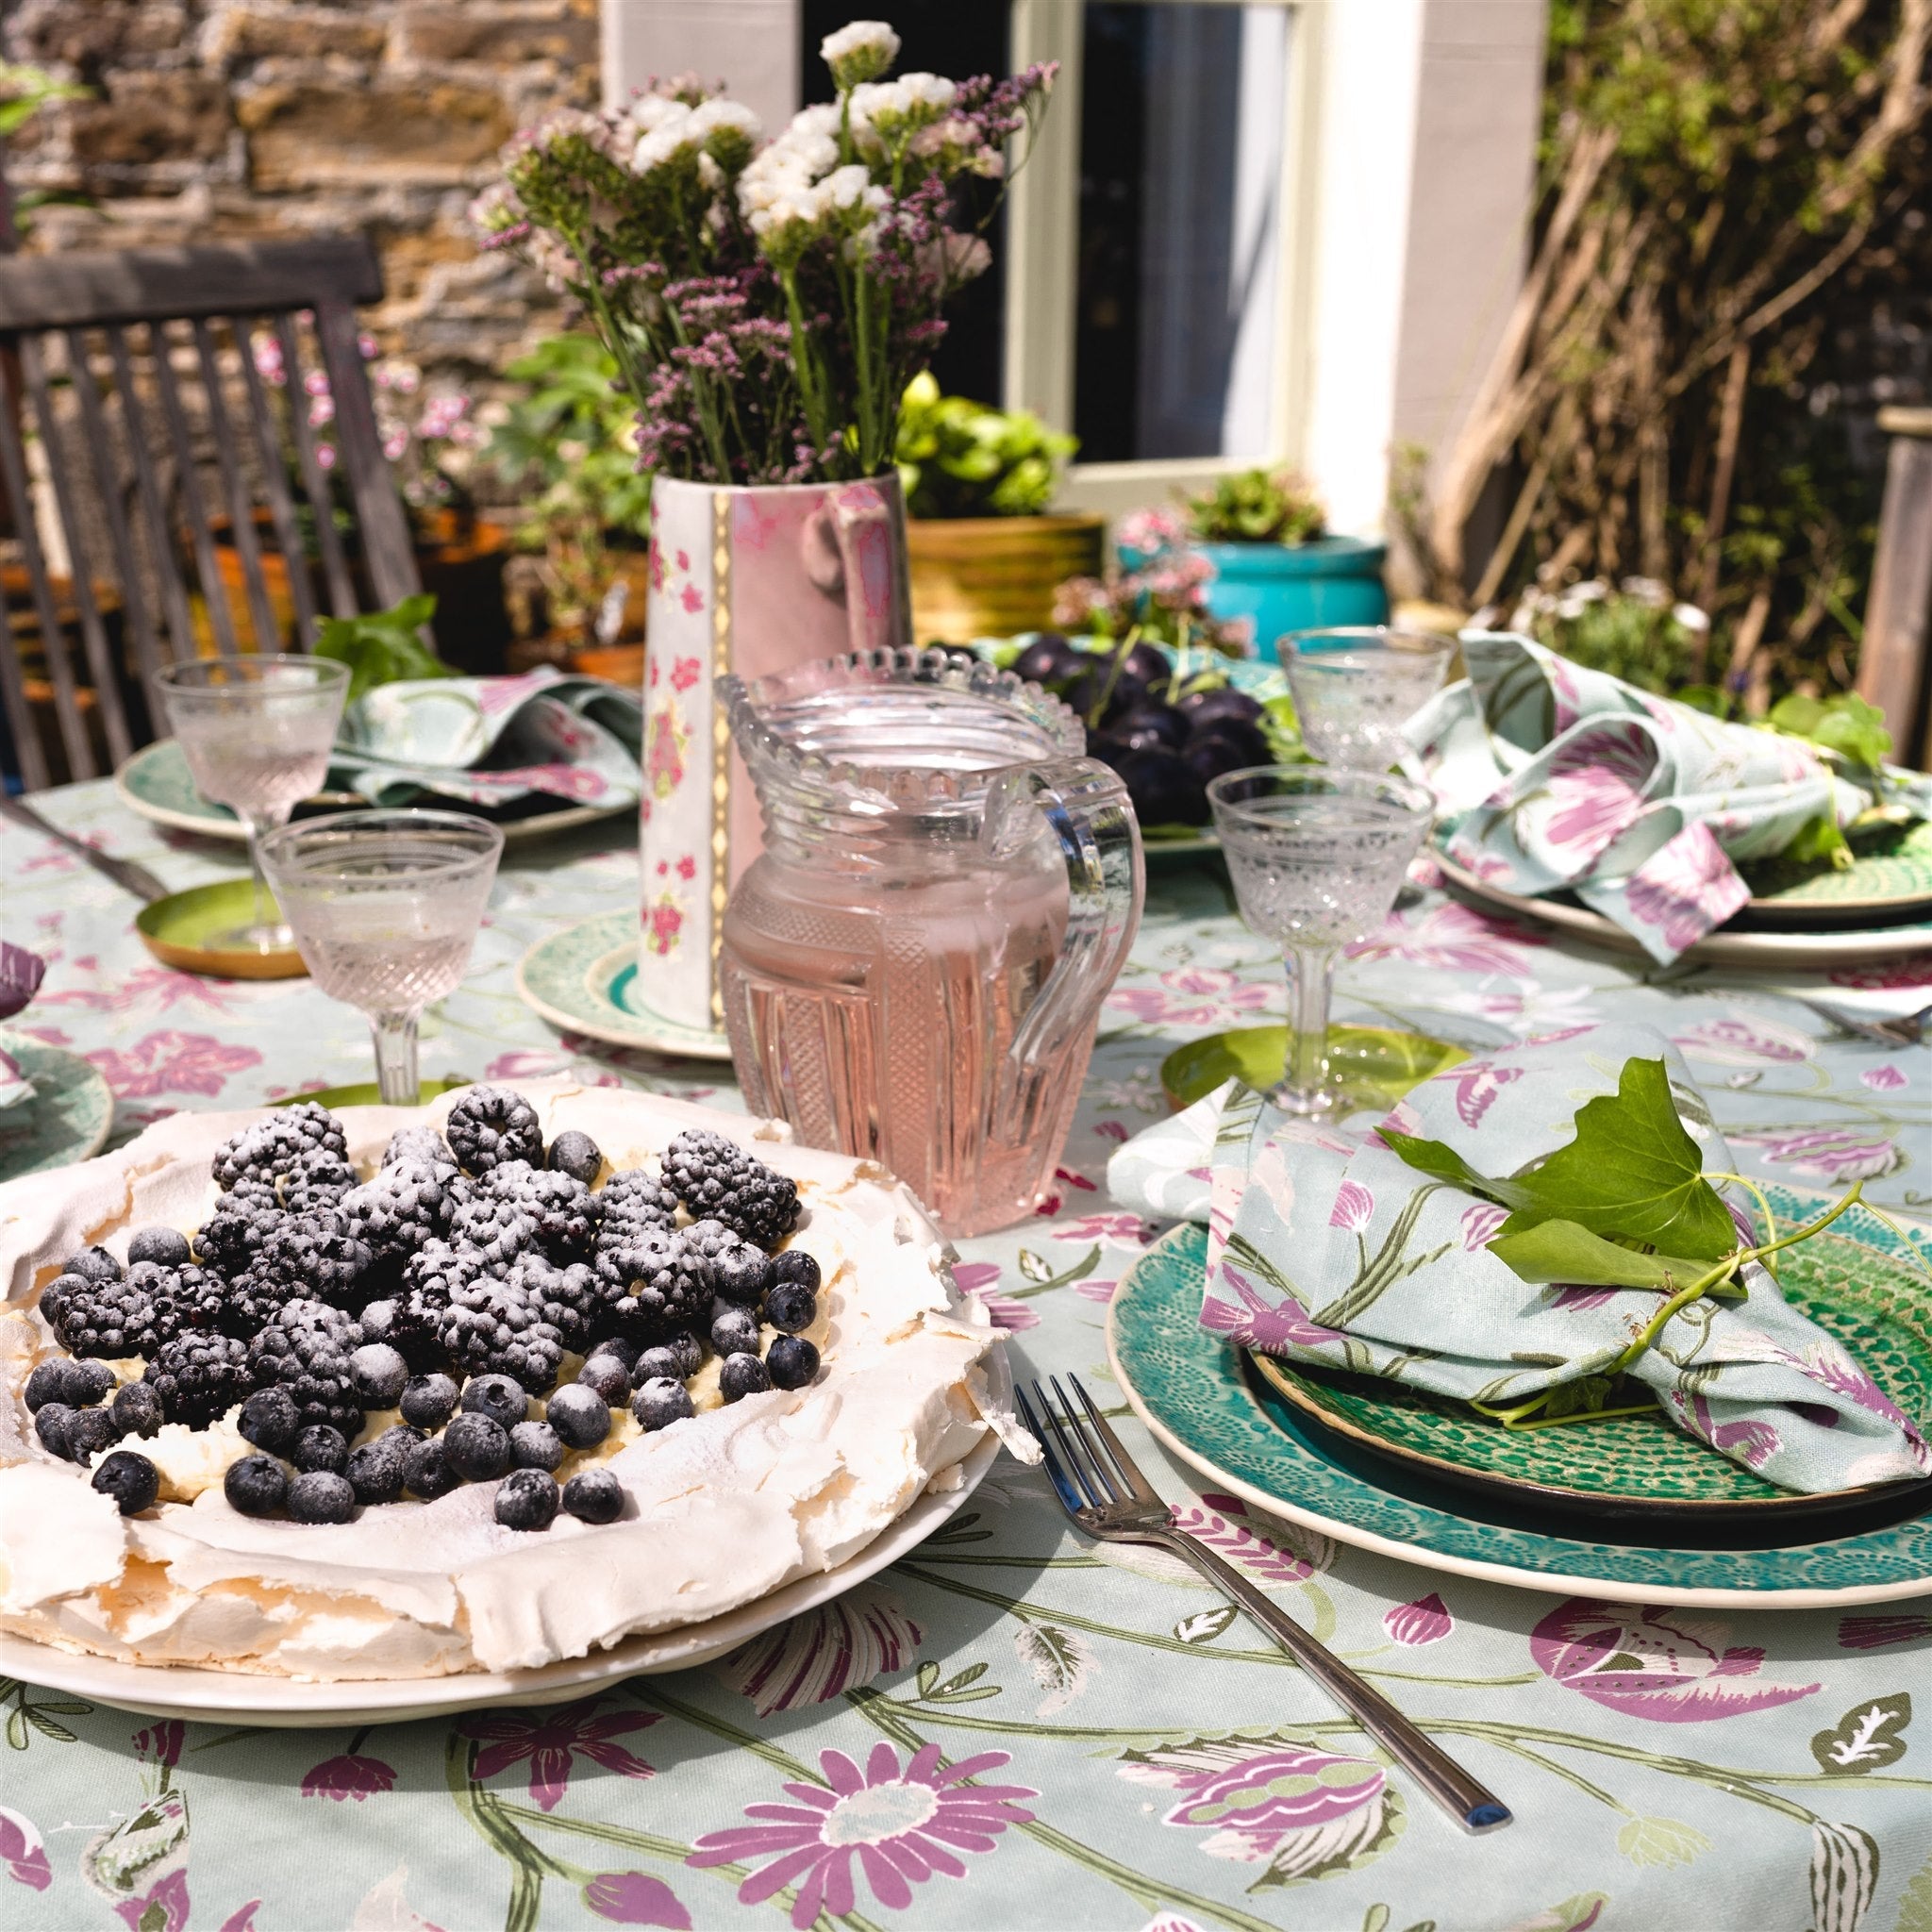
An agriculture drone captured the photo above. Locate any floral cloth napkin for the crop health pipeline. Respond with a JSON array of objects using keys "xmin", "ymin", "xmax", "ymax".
[
  {"xmin": 0, "ymin": 940, "xmax": 45, "ymax": 1110},
  {"xmin": 329, "ymin": 669, "xmax": 643, "ymax": 813},
  {"xmin": 1108, "ymin": 1020, "xmax": 1932, "ymax": 1495},
  {"xmin": 1410, "ymin": 633, "xmax": 1932, "ymax": 965}
]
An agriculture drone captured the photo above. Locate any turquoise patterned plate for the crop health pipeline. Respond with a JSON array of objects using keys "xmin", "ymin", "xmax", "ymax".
[
  {"xmin": 0, "ymin": 1030, "xmax": 113, "ymax": 1183},
  {"xmin": 516, "ymin": 910, "xmax": 733, "ymax": 1061},
  {"xmin": 1108, "ymin": 1206, "xmax": 1932, "ymax": 1607},
  {"xmin": 117, "ymin": 739, "xmax": 628, "ymax": 845}
]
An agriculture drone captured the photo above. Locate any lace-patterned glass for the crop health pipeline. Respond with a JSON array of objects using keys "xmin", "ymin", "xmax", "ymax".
[
  {"xmin": 1281, "ymin": 627, "xmax": 1456, "ymax": 771},
  {"xmin": 1208, "ymin": 767, "xmax": 1433, "ymax": 1115}
]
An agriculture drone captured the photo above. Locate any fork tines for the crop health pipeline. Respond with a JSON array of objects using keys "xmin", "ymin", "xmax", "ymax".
[{"xmin": 1017, "ymin": 1374, "xmax": 1165, "ymax": 1522}]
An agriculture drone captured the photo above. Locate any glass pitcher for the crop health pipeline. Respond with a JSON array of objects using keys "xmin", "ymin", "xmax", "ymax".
[{"xmin": 718, "ymin": 648, "xmax": 1144, "ymax": 1238}]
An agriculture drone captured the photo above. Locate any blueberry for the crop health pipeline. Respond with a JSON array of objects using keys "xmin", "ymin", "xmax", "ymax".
[
  {"xmin": 293, "ymin": 1424, "xmax": 349, "ymax": 1474},
  {"xmin": 287, "ymin": 1470, "xmax": 357, "ymax": 1524},
  {"xmin": 710, "ymin": 1306, "xmax": 761, "ymax": 1357},
  {"xmin": 629, "ymin": 1344, "xmax": 685, "ymax": 1388},
  {"xmin": 494, "ymin": 1467, "xmax": 558, "ymax": 1531},
  {"xmin": 461, "ymin": 1373, "xmax": 528, "ymax": 1431},
  {"xmin": 358, "ymin": 1298, "xmax": 399, "ymax": 1343},
  {"xmin": 345, "ymin": 1440, "xmax": 406, "ymax": 1506},
  {"xmin": 770, "ymin": 1251, "xmax": 821, "ymax": 1293},
  {"xmin": 400, "ymin": 1373, "xmax": 460, "ymax": 1430},
  {"xmin": 239, "ymin": 1386, "xmax": 302, "ymax": 1454},
  {"xmin": 631, "ymin": 1376, "xmax": 694, "ymax": 1432},
  {"xmin": 376, "ymin": 1421, "xmax": 425, "ymax": 1452},
  {"xmin": 509, "ymin": 1420, "xmax": 565, "ymax": 1472},
  {"xmin": 764, "ymin": 1282, "xmax": 817, "ymax": 1335},
  {"xmin": 225, "ymin": 1454, "xmax": 290, "ymax": 1516},
  {"xmin": 561, "ymin": 1467, "xmax": 625, "ymax": 1524},
  {"xmin": 403, "ymin": 1435, "xmax": 460, "ymax": 1500},
  {"xmin": 547, "ymin": 1130, "xmax": 604, "ymax": 1185},
  {"xmin": 765, "ymin": 1335, "xmax": 822, "ymax": 1391},
  {"xmin": 661, "ymin": 1331, "xmax": 704, "ymax": 1378},
  {"xmin": 65, "ymin": 1358, "xmax": 119, "ymax": 1407},
  {"xmin": 545, "ymin": 1383, "xmax": 610, "ymax": 1450},
  {"xmin": 63, "ymin": 1245, "xmax": 122, "ymax": 1285},
  {"xmin": 712, "ymin": 1246, "xmax": 773, "ymax": 1306},
  {"xmin": 33, "ymin": 1402, "xmax": 74, "ymax": 1457},
  {"xmin": 92, "ymin": 1449, "xmax": 159, "ymax": 1515},
  {"xmin": 110, "ymin": 1380, "xmax": 165, "ymax": 1439},
  {"xmin": 348, "ymin": 1342, "xmax": 409, "ymax": 1407},
  {"xmin": 63, "ymin": 1406, "xmax": 120, "ymax": 1464},
  {"xmin": 587, "ymin": 1336, "xmax": 641, "ymax": 1374},
  {"xmin": 25, "ymin": 1360, "xmax": 77, "ymax": 1411},
  {"xmin": 443, "ymin": 1413, "xmax": 510, "ymax": 1481},
  {"xmin": 127, "ymin": 1226, "xmax": 192, "ymax": 1268},
  {"xmin": 575, "ymin": 1355, "xmax": 631, "ymax": 1404},
  {"xmin": 718, "ymin": 1353, "xmax": 771, "ymax": 1403}
]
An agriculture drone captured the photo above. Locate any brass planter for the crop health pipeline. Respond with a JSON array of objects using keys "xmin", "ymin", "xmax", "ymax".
[{"xmin": 907, "ymin": 512, "xmax": 1106, "ymax": 644}]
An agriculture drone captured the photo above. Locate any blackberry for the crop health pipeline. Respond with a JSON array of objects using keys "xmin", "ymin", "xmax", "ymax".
[
  {"xmin": 142, "ymin": 1332, "xmax": 254, "ymax": 1427},
  {"xmin": 92, "ymin": 1450, "xmax": 159, "ymax": 1515},
  {"xmin": 212, "ymin": 1103, "xmax": 346, "ymax": 1191},
  {"xmin": 292, "ymin": 1424, "xmax": 349, "ymax": 1474},
  {"xmin": 64, "ymin": 1357, "xmax": 118, "ymax": 1407},
  {"xmin": 719, "ymin": 1353, "xmax": 771, "ymax": 1403},
  {"xmin": 575, "ymin": 1354, "xmax": 631, "ymax": 1405},
  {"xmin": 631, "ymin": 1377, "xmax": 694, "ymax": 1431},
  {"xmin": 544, "ymin": 1383, "xmax": 610, "ymax": 1450},
  {"xmin": 445, "ymin": 1086, "xmax": 542, "ymax": 1176},
  {"xmin": 277, "ymin": 1148, "xmax": 358, "ymax": 1216},
  {"xmin": 710, "ymin": 1305, "xmax": 761, "ymax": 1357},
  {"xmin": 63, "ymin": 1245, "xmax": 123, "ymax": 1285},
  {"xmin": 505, "ymin": 1253, "xmax": 600, "ymax": 1352},
  {"xmin": 33, "ymin": 1402, "xmax": 75, "ymax": 1457},
  {"xmin": 64, "ymin": 1406, "xmax": 121, "ymax": 1464},
  {"xmin": 449, "ymin": 1191, "xmax": 540, "ymax": 1269},
  {"xmin": 110, "ymin": 1380, "xmax": 165, "ymax": 1439},
  {"xmin": 391, "ymin": 1240, "xmax": 489, "ymax": 1367},
  {"xmin": 142, "ymin": 1260, "xmax": 230, "ymax": 1337},
  {"xmin": 127, "ymin": 1226, "xmax": 192, "ymax": 1268},
  {"xmin": 239, "ymin": 1386, "xmax": 302, "ymax": 1454},
  {"xmin": 764, "ymin": 1281, "xmax": 818, "ymax": 1336},
  {"xmin": 491, "ymin": 1163, "xmax": 600, "ymax": 1259},
  {"xmin": 660, "ymin": 1128, "xmax": 800, "ymax": 1249},
  {"xmin": 766, "ymin": 1335, "xmax": 821, "ymax": 1390},
  {"xmin": 403, "ymin": 1436, "xmax": 460, "ymax": 1499},
  {"xmin": 348, "ymin": 1342, "xmax": 409, "ymax": 1407},
  {"xmin": 771, "ymin": 1251, "xmax": 822, "ymax": 1293},
  {"xmin": 42, "ymin": 1268, "xmax": 171, "ymax": 1359},
  {"xmin": 246, "ymin": 1299, "xmax": 365, "ymax": 1434},
  {"xmin": 443, "ymin": 1413, "xmax": 510, "ymax": 1481},
  {"xmin": 399, "ymin": 1373, "xmax": 459, "ymax": 1430},
  {"xmin": 345, "ymin": 1439, "xmax": 406, "ymax": 1506},
  {"xmin": 193, "ymin": 1187, "xmax": 282, "ymax": 1276},
  {"xmin": 25, "ymin": 1359, "xmax": 79, "ymax": 1411},
  {"xmin": 343, "ymin": 1160, "xmax": 453, "ymax": 1258},
  {"xmin": 509, "ymin": 1420, "xmax": 564, "ymax": 1472},
  {"xmin": 547, "ymin": 1130, "xmax": 604, "ymax": 1185},
  {"xmin": 494, "ymin": 1468, "xmax": 558, "ymax": 1531},
  {"xmin": 596, "ymin": 1169, "xmax": 676, "ymax": 1238},
  {"xmin": 287, "ymin": 1470, "xmax": 356, "ymax": 1524},
  {"xmin": 436, "ymin": 1279, "xmax": 563, "ymax": 1391},
  {"xmin": 561, "ymin": 1467, "xmax": 625, "ymax": 1524},
  {"xmin": 459, "ymin": 1373, "xmax": 529, "ymax": 1431},
  {"xmin": 225, "ymin": 1455, "xmax": 289, "ymax": 1517},
  {"xmin": 593, "ymin": 1227, "xmax": 709, "ymax": 1340},
  {"xmin": 385, "ymin": 1124, "xmax": 456, "ymax": 1171}
]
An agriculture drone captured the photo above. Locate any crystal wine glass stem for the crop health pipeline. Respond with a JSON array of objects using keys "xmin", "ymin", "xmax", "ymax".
[
  {"xmin": 369, "ymin": 1010, "xmax": 420, "ymax": 1107},
  {"xmin": 1279, "ymin": 945, "xmax": 1337, "ymax": 1114},
  {"xmin": 240, "ymin": 805, "xmax": 293, "ymax": 949}
]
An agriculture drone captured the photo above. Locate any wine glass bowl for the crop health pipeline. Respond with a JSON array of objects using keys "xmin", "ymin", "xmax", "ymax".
[
  {"xmin": 1280, "ymin": 627, "xmax": 1456, "ymax": 771},
  {"xmin": 256, "ymin": 809, "xmax": 504, "ymax": 1105},
  {"xmin": 1208, "ymin": 766, "xmax": 1433, "ymax": 1115}
]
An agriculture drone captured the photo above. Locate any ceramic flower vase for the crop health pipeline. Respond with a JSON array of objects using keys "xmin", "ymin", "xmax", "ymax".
[{"xmin": 636, "ymin": 473, "xmax": 912, "ymax": 1033}]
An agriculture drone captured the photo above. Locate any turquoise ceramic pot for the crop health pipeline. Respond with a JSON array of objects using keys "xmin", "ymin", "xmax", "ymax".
[{"xmin": 1123, "ymin": 533, "xmax": 1390, "ymax": 654}]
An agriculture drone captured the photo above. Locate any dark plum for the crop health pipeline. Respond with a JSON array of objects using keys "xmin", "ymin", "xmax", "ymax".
[
  {"xmin": 1063, "ymin": 664, "xmax": 1148, "ymax": 731},
  {"xmin": 1109, "ymin": 705, "xmax": 1188, "ymax": 753},
  {"xmin": 1119, "ymin": 641, "xmax": 1173, "ymax": 691},
  {"xmin": 1114, "ymin": 747, "xmax": 1208, "ymax": 829},
  {"xmin": 1178, "ymin": 685, "xmax": 1264, "ymax": 729},
  {"xmin": 1183, "ymin": 724, "xmax": 1274, "ymax": 787},
  {"xmin": 1010, "ymin": 634, "xmax": 1080, "ymax": 688}
]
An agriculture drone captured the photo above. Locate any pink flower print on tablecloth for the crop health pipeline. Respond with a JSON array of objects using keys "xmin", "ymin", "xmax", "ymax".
[
  {"xmin": 1836, "ymin": 1612, "xmax": 1932, "ymax": 1650},
  {"xmin": 1726, "ymin": 1124, "xmax": 1903, "ymax": 1184},
  {"xmin": 1109, "ymin": 967, "xmax": 1274, "ymax": 1028},
  {"xmin": 1537, "ymin": 723, "xmax": 1655, "ymax": 862},
  {"xmin": 37, "ymin": 962, "xmax": 241, "ymax": 1016},
  {"xmin": 950, "ymin": 1259, "xmax": 1039, "ymax": 1331},
  {"xmin": 1860, "ymin": 1063, "xmax": 1908, "ymax": 1091},
  {"xmin": 302, "ymin": 1726, "xmax": 396, "ymax": 1800},
  {"xmin": 583, "ymin": 1872, "xmax": 691, "ymax": 1927},
  {"xmin": 1050, "ymin": 1212, "xmax": 1157, "ymax": 1248},
  {"xmin": 1202, "ymin": 1260, "xmax": 1348, "ymax": 1355},
  {"xmin": 1328, "ymin": 1180, "xmax": 1374, "ymax": 1232},
  {"xmin": 1441, "ymin": 1059, "xmax": 1522, "ymax": 1129},
  {"xmin": 0, "ymin": 1806, "xmax": 51, "ymax": 1890},
  {"xmin": 1672, "ymin": 1017, "xmax": 1814, "ymax": 1066},
  {"xmin": 113, "ymin": 1870, "xmax": 191, "ymax": 1932},
  {"xmin": 711, "ymin": 1587, "xmax": 922, "ymax": 1717},
  {"xmin": 1621, "ymin": 822, "xmax": 1750, "ymax": 959},
  {"xmin": 1348, "ymin": 900, "xmax": 1546, "ymax": 977},
  {"xmin": 1827, "ymin": 956, "xmax": 1932, "ymax": 991},
  {"xmin": 1384, "ymin": 1593, "xmax": 1454, "ymax": 1646},
  {"xmin": 1529, "ymin": 1599, "xmax": 1820, "ymax": 1721},
  {"xmin": 86, "ymin": 1032, "xmax": 262, "ymax": 1099},
  {"xmin": 459, "ymin": 1697, "xmax": 658, "ymax": 1812},
  {"xmin": 688, "ymin": 1741, "xmax": 1036, "ymax": 1931},
  {"xmin": 1459, "ymin": 1203, "xmax": 1507, "ymax": 1251},
  {"xmin": 1169, "ymin": 1492, "xmax": 1324, "ymax": 1585}
]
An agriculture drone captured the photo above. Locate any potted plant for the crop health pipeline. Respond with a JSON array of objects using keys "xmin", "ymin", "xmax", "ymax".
[
  {"xmin": 1121, "ymin": 470, "xmax": 1390, "ymax": 657},
  {"xmin": 895, "ymin": 373, "xmax": 1098, "ymax": 640}
]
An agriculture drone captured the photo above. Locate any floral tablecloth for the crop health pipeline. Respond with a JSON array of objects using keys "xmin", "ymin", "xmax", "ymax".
[{"xmin": 3, "ymin": 785, "xmax": 1930, "ymax": 1932}]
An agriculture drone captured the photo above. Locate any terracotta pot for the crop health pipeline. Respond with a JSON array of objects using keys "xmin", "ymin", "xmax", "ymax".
[{"xmin": 907, "ymin": 512, "xmax": 1107, "ymax": 643}]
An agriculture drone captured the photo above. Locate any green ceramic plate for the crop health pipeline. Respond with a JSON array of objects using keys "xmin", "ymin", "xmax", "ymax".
[
  {"xmin": 0, "ymin": 1031, "xmax": 114, "ymax": 1184},
  {"xmin": 135, "ymin": 879, "xmax": 307, "ymax": 980},
  {"xmin": 276, "ymin": 1076, "xmax": 472, "ymax": 1111},
  {"xmin": 1160, "ymin": 1024, "xmax": 1467, "ymax": 1112},
  {"xmin": 1249, "ymin": 1206, "xmax": 1932, "ymax": 1522},
  {"xmin": 1737, "ymin": 817, "xmax": 1932, "ymax": 923},
  {"xmin": 117, "ymin": 739, "xmax": 629, "ymax": 845},
  {"xmin": 516, "ymin": 910, "xmax": 733, "ymax": 1061},
  {"xmin": 1107, "ymin": 1197, "xmax": 1932, "ymax": 1607}
]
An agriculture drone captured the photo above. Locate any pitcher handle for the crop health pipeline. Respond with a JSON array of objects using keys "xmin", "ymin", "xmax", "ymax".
[
  {"xmin": 986, "ymin": 758, "xmax": 1144, "ymax": 1147},
  {"xmin": 800, "ymin": 482, "xmax": 904, "ymax": 654}
]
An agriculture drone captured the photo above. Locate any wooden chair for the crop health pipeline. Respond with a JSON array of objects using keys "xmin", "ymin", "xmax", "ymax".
[
  {"xmin": 0, "ymin": 236, "xmax": 422, "ymax": 791},
  {"xmin": 1857, "ymin": 405, "xmax": 1932, "ymax": 772}
]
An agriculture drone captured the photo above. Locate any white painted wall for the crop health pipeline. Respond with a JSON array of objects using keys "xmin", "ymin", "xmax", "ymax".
[{"xmin": 601, "ymin": 0, "xmax": 800, "ymax": 135}]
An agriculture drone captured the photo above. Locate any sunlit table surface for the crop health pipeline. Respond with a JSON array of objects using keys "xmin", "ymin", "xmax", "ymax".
[{"xmin": 3, "ymin": 780, "xmax": 1929, "ymax": 1932}]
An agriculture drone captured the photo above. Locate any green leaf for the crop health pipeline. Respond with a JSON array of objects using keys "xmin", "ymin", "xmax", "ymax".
[
  {"xmin": 1489, "ymin": 1219, "xmax": 1723, "ymax": 1289},
  {"xmin": 915, "ymin": 1660, "xmax": 940, "ymax": 1698},
  {"xmin": 1809, "ymin": 1692, "xmax": 1912, "ymax": 1774},
  {"xmin": 1895, "ymin": 1849, "xmax": 1932, "ymax": 1932},
  {"xmin": 1615, "ymin": 1814, "xmax": 1709, "ymax": 1868},
  {"xmin": 1017, "ymin": 1249, "xmax": 1054, "ymax": 1284},
  {"xmin": 1378, "ymin": 1131, "xmax": 1535, "ymax": 1208},
  {"xmin": 314, "ymin": 593, "xmax": 451, "ymax": 704},
  {"xmin": 1174, "ymin": 1605, "xmax": 1240, "ymax": 1645}
]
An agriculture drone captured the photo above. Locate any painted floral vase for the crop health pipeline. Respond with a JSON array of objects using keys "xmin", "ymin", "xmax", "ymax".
[{"xmin": 636, "ymin": 473, "xmax": 912, "ymax": 1032}]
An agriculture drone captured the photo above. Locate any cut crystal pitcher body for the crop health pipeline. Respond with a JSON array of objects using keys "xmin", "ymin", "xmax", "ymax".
[{"xmin": 719, "ymin": 648, "xmax": 1144, "ymax": 1237}]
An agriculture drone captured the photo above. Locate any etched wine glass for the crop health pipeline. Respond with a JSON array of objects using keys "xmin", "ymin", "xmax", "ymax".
[
  {"xmin": 256, "ymin": 809, "xmax": 504, "ymax": 1105},
  {"xmin": 1207, "ymin": 767, "xmax": 1433, "ymax": 1115},
  {"xmin": 148, "ymin": 655, "xmax": 350, "ymax": 951},
  {"xmin": 1280, "ymin": 628, "xmax": 1456, "ymax": 771}
]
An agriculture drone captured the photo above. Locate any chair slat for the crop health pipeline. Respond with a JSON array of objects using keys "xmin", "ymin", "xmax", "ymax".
[
  {"xmin": 235, "ymin": 315, "xmax": 321, "ymax": 649},
  {"xmin": 104, "ymin": 325, "xmax": 201, "ymax": 667},
  {"xmin": 0, "ymin": 346, "xmax": 97, "ymax": 779},
  {"xmin": 316, "ymin": 299, "xmax": 422, "ymax": 610},
  {"xmin": 276, "ymin": 312, "xmax": 358, "ymax": 619},
  {"xmin": 191, "ymin": 318, "xmax": 283, "ymax": 653},
  {"xmin": 147, "ymin": 320, "xmax": 244, "ymax": 661},
  {"xmin": 0, "ymin": 602, "xmax": 50, "ymax": 791},
  {"xmin": 18, "ymin": 335, "xmax": 133, "ymax": 765}
]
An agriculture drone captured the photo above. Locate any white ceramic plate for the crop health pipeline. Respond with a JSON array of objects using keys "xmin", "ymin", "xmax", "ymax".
[
  {"xmin": 515, "ymin": 910, "xmax": 734, "ymax": 1060},
  {"xmin": 0, "ymin": 1427, "xmax": 999, "ymax": 1726}
]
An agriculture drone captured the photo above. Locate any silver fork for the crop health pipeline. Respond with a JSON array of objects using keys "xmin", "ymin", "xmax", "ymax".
[{"xmin": 1019, "ymin": 1374, "xmax": 1511, "ymax": 1835}]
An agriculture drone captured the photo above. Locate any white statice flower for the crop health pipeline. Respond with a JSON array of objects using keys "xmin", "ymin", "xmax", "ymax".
[
  {"xmin": 817, "ymin": 162, "xmax": 874, "ymax": 214},
  {"xmin": 849, "ymin": 73, "xmax": 956, "ymax": 143},
  {"xmin": 690, "ymin": 96, "xmax": 761, "ymax": 170},
  {"xmin": 634, "ymin": 99, "xmax": 697, "ymax": 172},
  {"xmin": 631, "ymin": 93, "xmax": 689, "ymax": 138},
  {"xmin": 821, "ymin": 19, "xmax": 900, "ymax": 89}
]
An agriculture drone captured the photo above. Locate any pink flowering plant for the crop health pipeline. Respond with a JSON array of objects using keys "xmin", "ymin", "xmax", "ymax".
[{"xmin": 473, "ymin": 20, "xmax": 1055, "ymax": 485}]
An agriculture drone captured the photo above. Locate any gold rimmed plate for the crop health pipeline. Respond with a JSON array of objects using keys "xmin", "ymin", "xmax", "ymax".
[{"xmin": 135, "ymin": 879, "xmax": 307, "ymax": 980}]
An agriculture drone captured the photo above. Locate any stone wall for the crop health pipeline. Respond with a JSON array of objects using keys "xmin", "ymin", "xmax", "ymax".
[{"xmin": 2, "ymin": 1, "xmax": 598, "ymax": 383}]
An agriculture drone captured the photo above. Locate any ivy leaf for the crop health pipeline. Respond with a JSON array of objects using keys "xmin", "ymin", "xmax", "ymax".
[
  {"xmin": 1375, "ymin": 1130, "xmax": 1533, "ymax": 1208},
  {"xmin": 1489, "ymin": 1220, "xmax": 1728, "ymax": 1291},
  {"xmin": 1809, "ymin": 1693, "xmax": 1912, "ymax": 1774},
  {"xmin": 1174, "ymin": 1605, "xmax": 1240, "ymax": 1645},
  {"xmin": 315, "ymin": 593, "xmax": 451, "ymax": 704}
]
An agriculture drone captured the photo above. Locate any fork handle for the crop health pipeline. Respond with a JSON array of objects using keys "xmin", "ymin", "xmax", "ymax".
[{"xmin": 1144, "ymin": 1526, "xmax": 1511, "ymax": 1834}]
